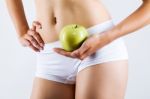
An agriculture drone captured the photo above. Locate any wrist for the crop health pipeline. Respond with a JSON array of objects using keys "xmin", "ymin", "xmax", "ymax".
[
  {"xmin": 17, "ymin": 25, "xmax": 29, "ymax": 38},
  {"xmin": 93, "ymin": 31, "xmax": 112, "ymax": 45},
  {"xmin": 94, "ymin": 27, "xmax": 121, "ymax": 45}
]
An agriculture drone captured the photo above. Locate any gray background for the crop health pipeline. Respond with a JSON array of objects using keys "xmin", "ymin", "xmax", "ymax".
[{"xmin": 0, "ymin": 0, "xmax": 150, "ymax": 99}]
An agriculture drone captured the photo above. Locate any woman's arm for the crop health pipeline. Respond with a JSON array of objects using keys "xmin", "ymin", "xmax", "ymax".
[
  {"xmin": 54, "ymin": 0, "xmax": 150, "ymax": 60},
  {"xmin": 5, "ymin": 0, "xmax": 29, "ymax": 37},
  {"xmin": 5, "ymin": 0, "xmax": 44, "ymax": 52},
  {"xmin": 107, "ymin": 0, "xmax": 150, "ymax": 41}
]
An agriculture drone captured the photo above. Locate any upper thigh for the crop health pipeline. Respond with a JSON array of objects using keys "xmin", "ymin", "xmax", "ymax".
[
  {"xmin": 30, "ymin": 77, "xmax": 75, "ymax": 99},
  {"xmin": 75, "ymin": 60, "xmax": 128, "ymax": 99}
]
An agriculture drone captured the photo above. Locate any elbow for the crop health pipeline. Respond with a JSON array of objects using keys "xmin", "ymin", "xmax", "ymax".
[
  {"xmin": 142, "ymin": 0, "xmax": 150, "ymax": 24},
  {"xmin": 147, "ymin": 2, "xmax": 150, "ymax": 24},
  {"xmin": 142, "ymin": 0, "xmax": 150, "ymax": 4}
]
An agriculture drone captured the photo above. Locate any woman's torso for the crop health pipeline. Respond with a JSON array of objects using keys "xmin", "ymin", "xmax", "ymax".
[{"xmin": 35, "ymin": 0, "xmax": 111, "ymax": 43}]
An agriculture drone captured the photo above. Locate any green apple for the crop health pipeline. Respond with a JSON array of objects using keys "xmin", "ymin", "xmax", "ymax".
[{"xmin": 59, "ymin": 24, "xmax": 89, "ymax": 51}]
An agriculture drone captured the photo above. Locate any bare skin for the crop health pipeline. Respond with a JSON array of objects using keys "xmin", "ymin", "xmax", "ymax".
[
  {"xmin": 5, "ymin": 0, "xmax": 150, "ymax": 99},
  {"xmin": 76, "ymin": 60, "xmax": 128, "ymax": 99},
  {"xmin": 30, "ymin": 78, "xmax": 75, "ymax": 99}
]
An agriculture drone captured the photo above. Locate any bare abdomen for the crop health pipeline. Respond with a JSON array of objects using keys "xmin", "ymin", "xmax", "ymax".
[{"xmin": 35, "ymin": 0, "xmax": 111, "ymax": 43}]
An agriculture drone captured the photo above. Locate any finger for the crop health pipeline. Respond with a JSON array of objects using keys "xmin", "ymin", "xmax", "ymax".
[
  {"xmin": 78, "ymin": 42, "xmax": 89, "ymax": 55},
  {"xmin": 71, "ymin": 50, "xmax": 80, "ymax": 57},
  {"xmin": 80, "ymin": 54, "xmax": 88, "ymax": 60},
  {"xmin": 53, "ymin": 48, "xmax": 75, "ymax": 58},
  {"xmin": 28, "ymin": 42, "xmax": 40, "ymax": 52},
  {"xmin": 25, "ymin": 34, "xmax": 41, "ymax": 50},
  {"xmin": 23, "ymin": 39, "xmax": 40, "ymax": 52},
  {"xmin": 80, "ymin": 49, "xmax": 95, "ymax": 60},
  {"xmin": 31, "ymin": 21, "xmax": 42, "ymax": 30},
  {"xmin": 28, "ymin": 30, "xmax": 44, "ymax": 47},
  {"xmin": 31, "ymin": 24, "xmax": 36, "ymax": 31},
  {"xmin": 33, "ymin": 21, "xmax": 42, "ymax": 28},
  {"xmin": 71, "ymin": 43, "xmax": 89, "ymax": 57},
  {"xmin": 80, "ymin": 49, "xmax": 93, "ymax": 60}
]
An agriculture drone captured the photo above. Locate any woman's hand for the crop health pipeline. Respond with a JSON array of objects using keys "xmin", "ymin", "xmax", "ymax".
[
  {"xmin": 19, "ymin": 21, "xmax": 44, "ymax": 52},
  {"xmin": 54, "ymin": 33, "xmax": 111, "ymax": 60}
]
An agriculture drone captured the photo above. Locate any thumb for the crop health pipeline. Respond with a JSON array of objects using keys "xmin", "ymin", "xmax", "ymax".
[
  {"xmin": 71, "ymin": 42, "xmax": 89, "ymax": 57},
  {"xmin": 31, "ymin": 21, "xmax": 42, "ymax": 31}
]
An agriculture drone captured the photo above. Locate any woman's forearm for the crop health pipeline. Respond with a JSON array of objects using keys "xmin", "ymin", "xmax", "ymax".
[
  {"xmin": 107, "ymin": 0, "xmax": 150, "ymax": 41},
  {"xmin": 5, "ymin": 0, "xmax": 29, "ymax": 37}
]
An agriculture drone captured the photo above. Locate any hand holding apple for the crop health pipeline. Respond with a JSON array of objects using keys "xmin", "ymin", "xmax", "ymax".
[{"xmin": 54, "ymin": 31, "xmax": 111, "ymax": 60}]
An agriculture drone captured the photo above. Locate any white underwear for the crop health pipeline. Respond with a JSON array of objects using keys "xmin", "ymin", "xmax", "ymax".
[{"xmin": 35, "ymin": 20, "xmax": 128, "ymax": 84}]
